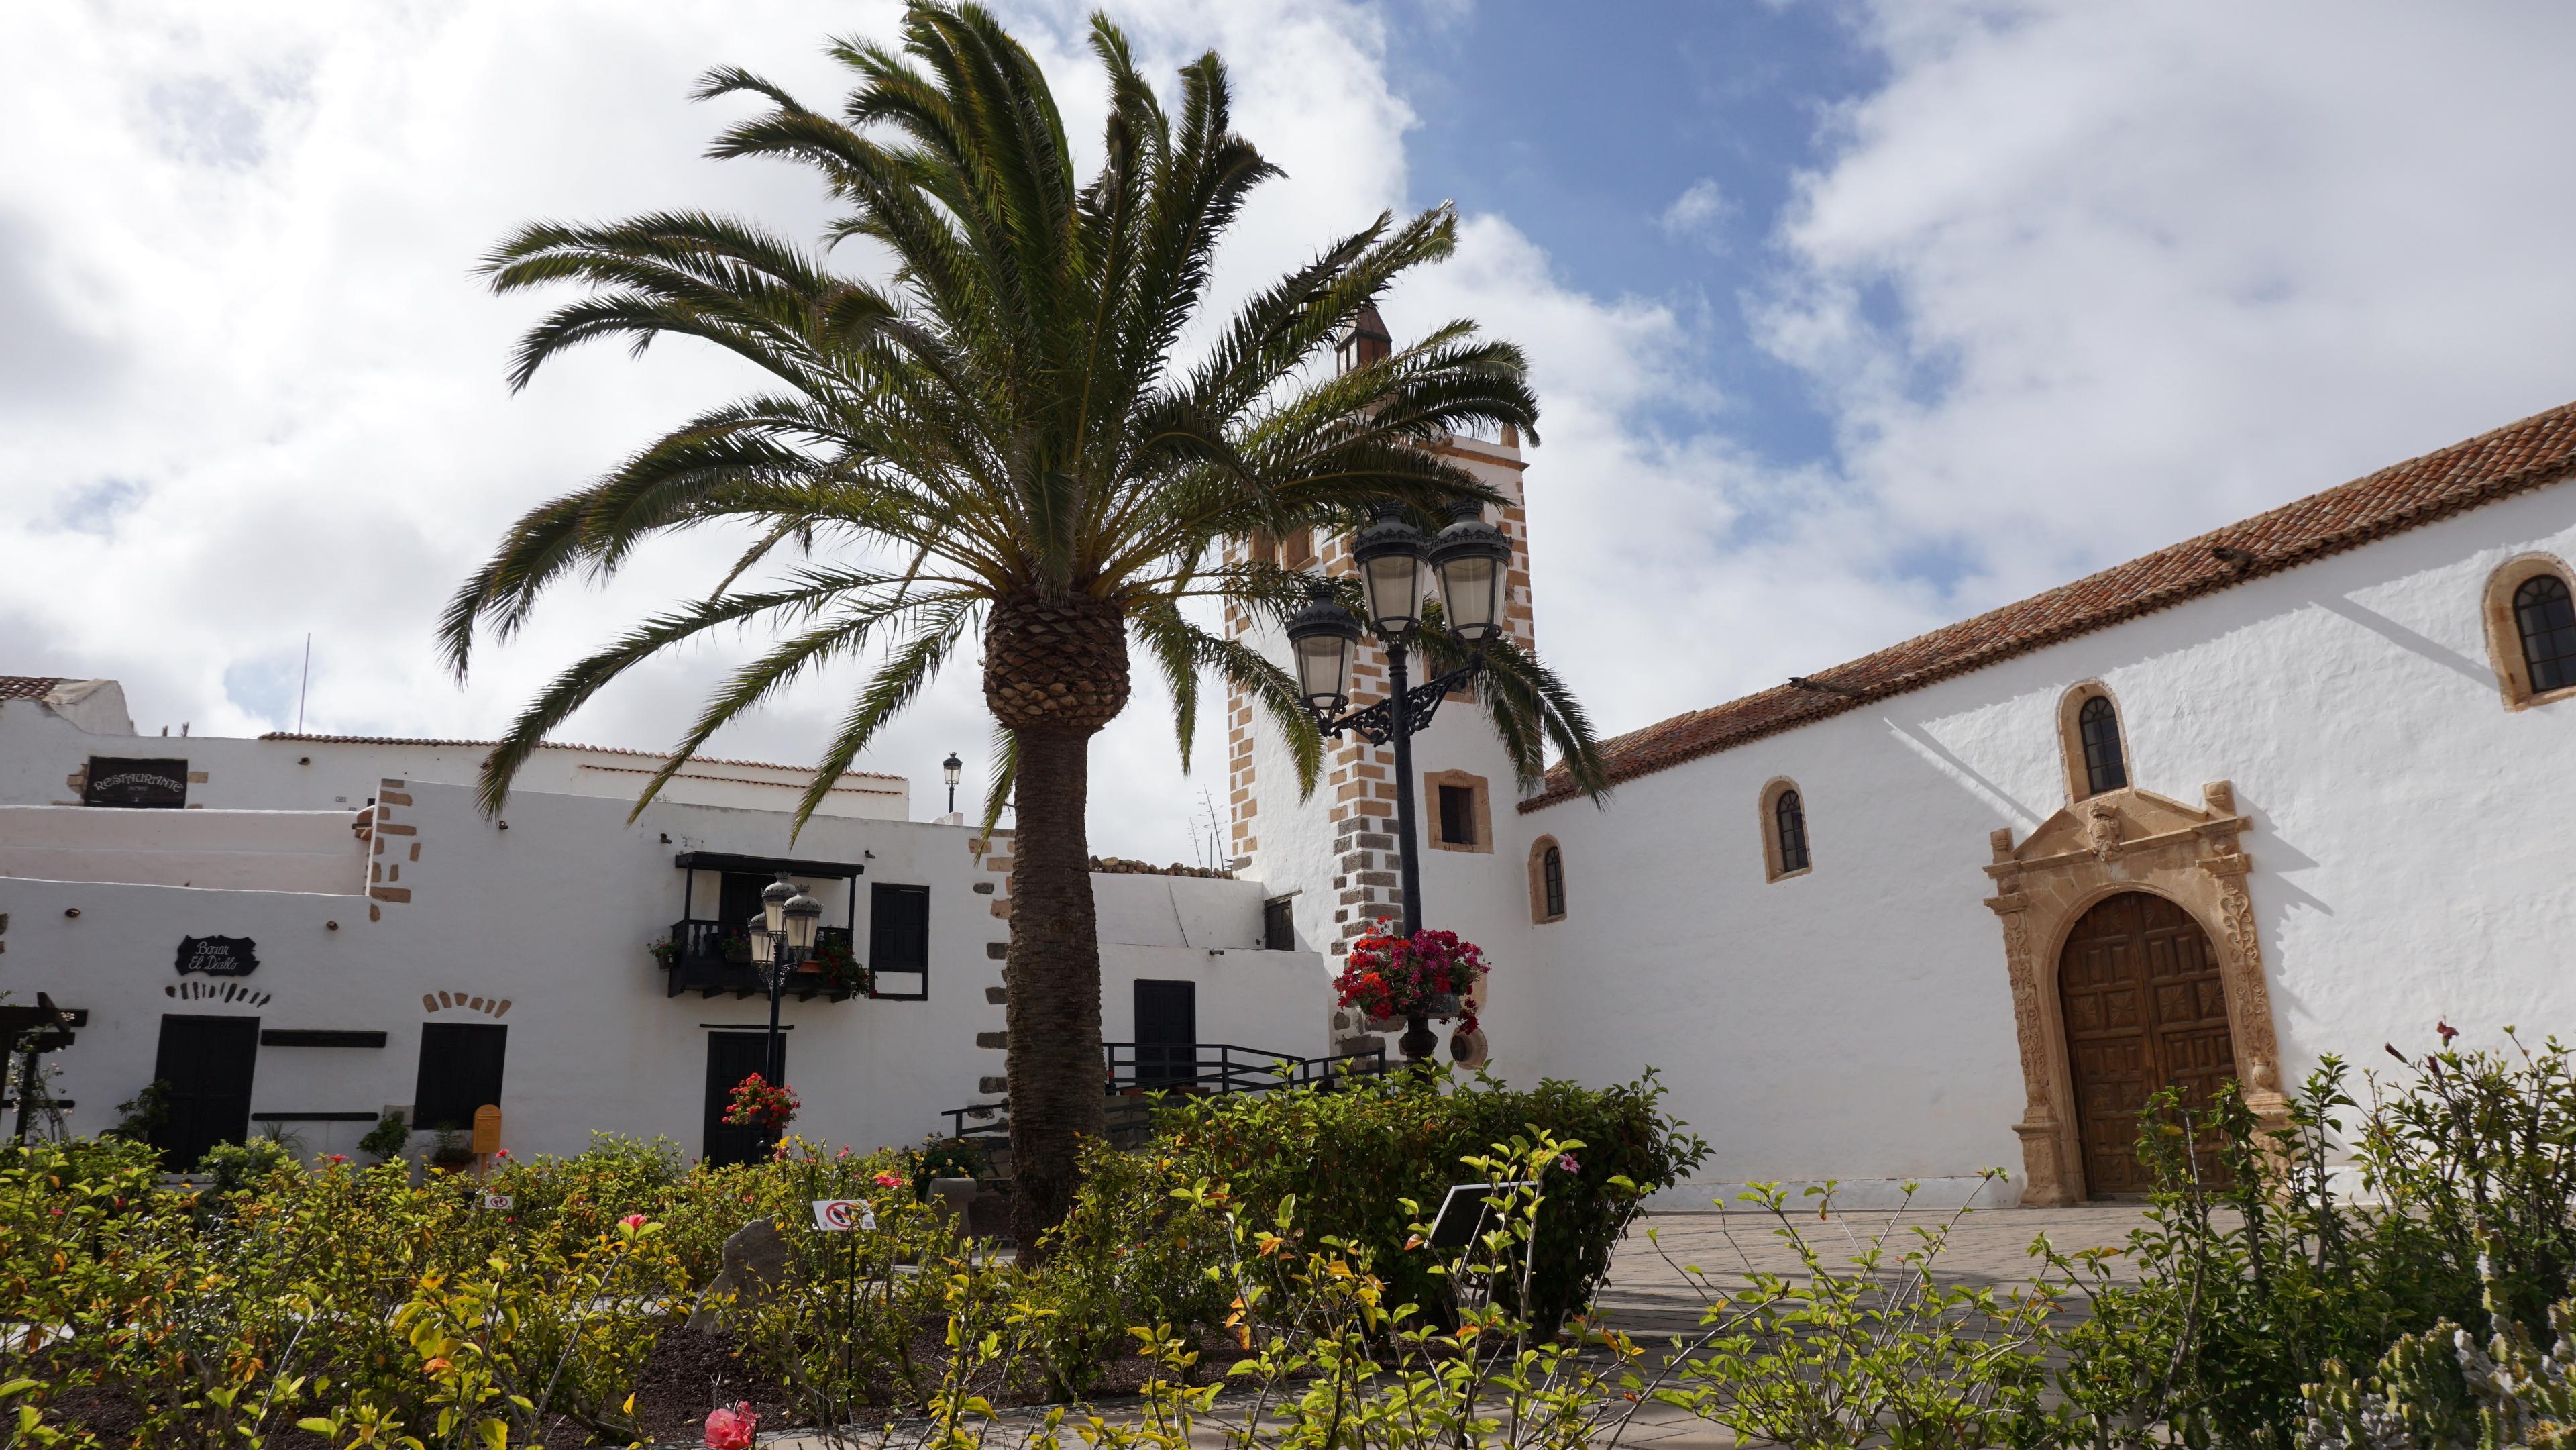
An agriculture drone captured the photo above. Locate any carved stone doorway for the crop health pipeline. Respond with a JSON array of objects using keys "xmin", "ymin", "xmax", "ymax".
[
  {"xmin": 1984, "ymin": 782, "xmax": 2290, "ymax": 1206},
  {"xmin": 2059, "ymin": 892, "xmax": 2237, "ymax": 1196}
]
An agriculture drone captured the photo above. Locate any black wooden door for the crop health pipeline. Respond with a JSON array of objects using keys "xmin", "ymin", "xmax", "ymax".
[
  {"xmin": 150, "ymin": 1014, "xmax": 260, "ymax": 1167},
  {"xmin": 703, "ymin": 1032, "xmax": 781, "ymax": 1166},
  {"xmin": 1133, "ymin": 980, "xmax": 1197, "ymax": 1088}
]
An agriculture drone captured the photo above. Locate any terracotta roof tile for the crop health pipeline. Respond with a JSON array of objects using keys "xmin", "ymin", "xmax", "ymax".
[
  {"xmin": 255, "ymin": 732, "xmax": 907, "ymax": 782},
  {"xmin": 1523, "ymin": 397, "xmax": 2576, "ymax": 811},
  {"xmin": 0, "ymin": 677, "xmax": 62, "ymax": 702}
]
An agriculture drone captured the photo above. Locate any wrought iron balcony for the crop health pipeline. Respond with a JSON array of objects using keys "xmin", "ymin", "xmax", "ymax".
[{"xmin": 659, "ymin": 919, "xmax": 864, "ymax": 1001}]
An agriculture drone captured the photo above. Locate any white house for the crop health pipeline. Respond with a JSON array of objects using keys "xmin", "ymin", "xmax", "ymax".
[{"xmin": 0, "ymin": 703, "xmax": 1329, "ymax": 1165}]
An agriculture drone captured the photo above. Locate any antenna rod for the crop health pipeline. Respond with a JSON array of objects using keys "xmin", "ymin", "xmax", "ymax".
[{"xmin": 297, "ymin": 633, "xmax": 311, "ymax": 732}]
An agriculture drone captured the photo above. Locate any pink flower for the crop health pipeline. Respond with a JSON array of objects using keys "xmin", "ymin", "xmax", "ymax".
[
  {"xmin": 2438, "ymin": 1020, "xmax": 2460, "ymax": 1045},
  {"xmin": 621, "ymin": 1213, "xmax": 648, "ymax": 1231},
  {"xmin": 873, "ymin": 1171, "xmax": 906, "ymax": 1190},
  {"xmin": 496, "ymin": 1149, "xmax": 511, "ymax": 1159},
  {"xmin": 1557, "ymin": 1154, "xmax": 1580, "ymax": 1174},
  {"xmin": 704, "ymin": 1401, "xmax": 759, "ymax": 1450}
]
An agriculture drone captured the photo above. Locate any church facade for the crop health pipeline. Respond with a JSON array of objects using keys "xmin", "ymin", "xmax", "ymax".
[{"xmin": 1232, "ymin": 399, "xmax": 2576, "ymax": 1206}]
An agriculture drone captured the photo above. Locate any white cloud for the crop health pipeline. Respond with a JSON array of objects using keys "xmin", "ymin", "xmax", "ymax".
[
  {"xmin": 5, "ymin": 0, "xmax": 2576, "ymax": 863},
  {"xmin": 1659, "ymin": 178, "xmax": 1734, "ymax": 250}
]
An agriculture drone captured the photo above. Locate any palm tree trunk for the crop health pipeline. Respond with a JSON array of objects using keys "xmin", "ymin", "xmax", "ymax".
[
  {"xmin": 983, "ymin": 594, "xmax": 1130, "ymax": 1262},
  {"xmin": 1002, "ymin": 721, "xmax": 1106, "ymax": 1261}
]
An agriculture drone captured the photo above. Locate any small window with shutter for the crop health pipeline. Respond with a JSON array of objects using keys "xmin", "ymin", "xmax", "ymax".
[
  {"xmin": 413, "ymin": 1023, "xmax": 507, "ymax": 1132},
  {"xmin": 1264, "ymin": 896, "xmax": 1295, "ymax": 951},
  {"xmin": 869, "ymin": 883, "xmax": 931, "ymax": 1000}
]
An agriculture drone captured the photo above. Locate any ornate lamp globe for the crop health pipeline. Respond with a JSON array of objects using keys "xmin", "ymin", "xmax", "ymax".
[
  {"xmin": 1350, "ymin": 504, "xmax": 1430, "ymax": 638},
  {"xmin": 782, "ymin": 890, "xmax": 824, "ymax": 955},
  {"xmin": 1283, "ymin": 583, "xmax": 1364, "ymax": 713},
  {"xmin": 760, "ymin": 875, "xmax": 796, "ymax": 936},
  {"xmin": 942, "ymin": 752, "xmax": 963, "ymax": 788},
  {"xmin": 745, "ymin": 911, "xmax": 775, "ymax": 968},
  {"xmin": 1429, "ymin": 499, "xmax": 1512, "ymax": 644}
]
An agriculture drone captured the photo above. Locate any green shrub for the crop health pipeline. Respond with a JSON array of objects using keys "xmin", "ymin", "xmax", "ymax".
[
  {"xmin": 2051, "ymin": 1032, "xmax": 2576, "ymax": 1449},
  {"xmin": 355, "ymin": 1109, "xmax": 410, "ymax": 1163},
  {"xmin": 1128, "ymin": 1067, "xmax": 1706, "ymax": 1337}
]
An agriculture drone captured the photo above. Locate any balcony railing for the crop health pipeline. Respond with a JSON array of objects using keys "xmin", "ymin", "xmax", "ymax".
[{"xmin": 661, "ymin": 919, "xmax": 863, "ymax": 1001}]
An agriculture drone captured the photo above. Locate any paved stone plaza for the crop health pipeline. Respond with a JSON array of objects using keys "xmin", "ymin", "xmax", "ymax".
[{"xmin": 1593, "ymin": 1202, "xmax": 2154, "ymax": 1339}]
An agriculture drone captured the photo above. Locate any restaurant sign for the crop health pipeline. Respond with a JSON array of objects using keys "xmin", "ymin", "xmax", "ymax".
[
  {"xmin": 85, "ymin": 757, "xmax": 189, "ymax": 809},
  {"xmin": 176, "ymin": 936, "xmax": 260, "ymax": 978}
]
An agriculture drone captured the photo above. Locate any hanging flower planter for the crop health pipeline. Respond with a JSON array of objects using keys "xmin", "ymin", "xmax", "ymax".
[
  {"xmin": 1333, "ymin": 930, "xmax": 1487, "ymax": 1034},
  {"xmin": 722, "ymin": 1072, "xmax": 799, "ymax": 1130}
]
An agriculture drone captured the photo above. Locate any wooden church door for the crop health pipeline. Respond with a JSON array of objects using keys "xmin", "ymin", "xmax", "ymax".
[{"xmin": 2057, "ymin": 892, "xmax": 2237, "ymax": 1196}]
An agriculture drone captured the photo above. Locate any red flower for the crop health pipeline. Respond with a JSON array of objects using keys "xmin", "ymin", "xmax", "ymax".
[
  {"xmin": 704, "ymin": 1401, "xmax": 759, "ymax": 1450},
  {"xmin": 620, "ymin": 1212, "xmax": 648, "ymax": 1231}
]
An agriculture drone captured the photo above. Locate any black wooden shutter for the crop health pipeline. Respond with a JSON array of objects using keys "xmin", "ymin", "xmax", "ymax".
[
  {"xmin": 1264, "ymin": 897, "xmax": 1295, "ymax": 951},
  {"xmin": 150, "ymin": 1014, "xmax": 260, "ymax": 1166},
  {"xmin": 413, "ymin": 1023, "xmax": 508, "ymax": 1131},
  {"xmin": 869, "ymin": 883, "xmax": 931, "ymax": 1000},
  {"xmin": 1133, "ymin": 980, "xmax": 1197, "ymax": 1087},
  {"xmin": 702, "ymin": 1032, "xmax": 778, "ymax": 1166}
]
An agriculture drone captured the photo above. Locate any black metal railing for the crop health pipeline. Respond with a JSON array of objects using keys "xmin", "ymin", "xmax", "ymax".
[
  {"xmin": 938, "ymin": 1040, "xmax": 1390, "ymax": 1145},
  {"xmin": 659, "ymin": 920, "xmax": 862, "ymax": 1001}
]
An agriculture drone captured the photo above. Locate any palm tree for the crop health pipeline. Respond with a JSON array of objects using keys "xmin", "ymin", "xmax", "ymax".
[{"xmin": 441, "ymin": 1, "xmax": 1605, "ymax": 1255}]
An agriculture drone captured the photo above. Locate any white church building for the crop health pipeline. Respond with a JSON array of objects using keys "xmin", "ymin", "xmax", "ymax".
[{"xmin": 3, "ymin": 395, "xmax": 2574, "ymax": 1207}]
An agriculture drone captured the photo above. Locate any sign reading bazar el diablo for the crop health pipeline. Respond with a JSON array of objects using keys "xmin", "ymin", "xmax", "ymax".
[{"xmin": 176, "ymin": 936, "xmax": 258, "ymax": 978}]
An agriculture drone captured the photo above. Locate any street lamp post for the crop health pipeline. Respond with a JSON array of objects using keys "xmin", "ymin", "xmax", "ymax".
[
  {"xmin": 943, "ymin": 752, "xmax": 963, "ymax": 815},
  {"xmin": 743, "ymin": 875, "xmax": 824, "ymax": 1139},
  {"xmin": 1284, "ymin": 499, "xmax": 1514, "ymax": 1065}
]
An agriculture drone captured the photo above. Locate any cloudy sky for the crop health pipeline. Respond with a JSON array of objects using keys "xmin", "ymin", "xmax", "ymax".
[{"xmin": 7, "ymin": 1, "xmax": 2575, "ymax": 862}]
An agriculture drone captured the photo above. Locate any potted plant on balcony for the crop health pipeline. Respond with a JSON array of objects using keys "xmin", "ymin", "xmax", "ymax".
[
  {"xmin": 646, "ymin": 935, "xmax": 678, "ymax": 970},
  {"xmin": 809, "ymin": 936, "xmax": 870, "ymax": 998},
  {"xmin": 1331, "ymin": 929, "xmax": 1489, "ymax": 1034}
]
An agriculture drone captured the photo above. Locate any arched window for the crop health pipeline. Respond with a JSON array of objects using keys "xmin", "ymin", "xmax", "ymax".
[
  {"xmin": 1759, "ymin": 780, "xmax": 1811, "ymax": 882},
  {"xmin": 2058, "ymin": 684, "xmax": 2133, "ymax": 800},
  {"xmin": 1528, "ymin": 837, "xmax": 1566, "ymax": 923},
  {"xmin": 2516, "ymin": 575, "xmax": 2576, "ymax": 694},
  {"xmin": 1775, "ymin": 792, "xmax": 1809, "ymax": 872},
  {"xmin": 2482, "ymin": 556, "xmax": 2576, "ymax": 709},
  {"xmin": 2078, "ymin": 696, "xmax": 2128, "ymax": 795}
]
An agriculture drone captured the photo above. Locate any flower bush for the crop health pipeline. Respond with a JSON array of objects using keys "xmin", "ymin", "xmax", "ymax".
[
  {"xmin": 809, "ymin": 935, "xmax": 870, "ymax": 996},
  {"xmin": 14, "ymin": 1028, "xmax": 2567, "ymax": 1449},
  {"xmin": 1331, "ymin": 928, "xmax": 1489, "ymax": 1029},
  {"xmin": 724, "ymin": 1072, "xmax": 800, "ymax": 1130}
]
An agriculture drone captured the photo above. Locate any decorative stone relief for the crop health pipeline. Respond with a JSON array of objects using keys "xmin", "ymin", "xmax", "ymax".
[{"xmin": 1983, "ymin": 780, "xmax": 2290, "ymax": 1206}]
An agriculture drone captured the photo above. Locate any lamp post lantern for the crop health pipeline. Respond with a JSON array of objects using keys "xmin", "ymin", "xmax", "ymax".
[
  {"xmin": 1281, "ymin": 499, "xmax": 1513, "ymax": 1066},
  {"xmin": 743, "ymin": 874, "xmax": 824, "ymax": 1142},
  {"xmin": 942, "ymin": 752, "xmax": 963, "ymax": 815}
]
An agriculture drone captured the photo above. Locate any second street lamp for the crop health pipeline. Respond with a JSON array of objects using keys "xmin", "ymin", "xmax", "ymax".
[
  {"xmin": 744, "ymin": 875, "xmax": 824, "ymax": 1142},
  {"xmin": 1282, "ymin": 499, "xmax": 1513, "ymax": 1065},
  {"xmin": 943, "ymin": 752, "xmax": 963, "ymax": 815}
]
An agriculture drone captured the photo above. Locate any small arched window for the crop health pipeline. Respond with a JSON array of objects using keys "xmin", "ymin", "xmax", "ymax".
[
  {"xmin": 1775, "ymin": 792, "xmax": 1809, "ymax": 873},
  {"xmin": 1527, "ymin": 836, "xmax": 1566, "ymax": 923},
  {"xmin": 2515, "ymin": 575, "xmax": 2576, "ymax": 694},
  {"xmin": 1760, "ymin": 780, "xmax": 1811, "ymax": 882},
  {"xmin": 2482, "ymin": 556, "xmax": 2576, "ymax": 709},
  {"xmin": 2078, "ymin": 696, "xmax": 2128, "ymax": 795},
  {"xmin": 2058, "ymin": 684, "xmax": 2133, "ymax": 800}
]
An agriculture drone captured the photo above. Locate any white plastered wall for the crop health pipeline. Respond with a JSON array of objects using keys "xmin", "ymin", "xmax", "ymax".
[{"xmin": 1510, "ymin": 485, "xmax": 2576, "ymax": 1209}]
